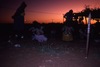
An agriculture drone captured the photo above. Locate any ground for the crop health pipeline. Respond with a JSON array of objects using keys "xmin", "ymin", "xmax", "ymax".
[{"xmin": 0, "ymin": 33, "xmax": 100, "ymax": 67}]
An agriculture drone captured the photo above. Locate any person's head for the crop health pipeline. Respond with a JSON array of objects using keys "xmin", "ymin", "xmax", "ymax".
[
  {"xmin": 21, "ymin": 1, "xmax": 27, "ymax": 9},
  {"xmin": 69, "ymin": 9, "xmax": 73, "ymax": 13}
]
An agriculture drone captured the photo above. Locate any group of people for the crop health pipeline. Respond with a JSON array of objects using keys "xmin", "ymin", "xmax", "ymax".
[
  {"xmin": 63, "ymin": 9, "xmax": 100, "ymax": 41},
  {"xmin": 62, "ymin": 9, "xmax": 81, "ymax": 41},
  {"xmin": 12, "ymin": 1, "xmax": 100, "ymax": 43},
  {"xmin": 12, "ymin": 2, "xmax": 48, "ymax": 43}
]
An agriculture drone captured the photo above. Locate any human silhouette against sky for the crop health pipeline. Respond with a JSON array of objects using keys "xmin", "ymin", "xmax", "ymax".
[
  {"xmin": 12, "ymin": 1, "xmax": 27, "ymax": 38},
  {"xmin": 64, "ymin": 9, "xmax": 74, "ymax": 25}
]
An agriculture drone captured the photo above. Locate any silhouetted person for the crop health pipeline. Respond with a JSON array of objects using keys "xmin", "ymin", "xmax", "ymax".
[
  {"xmin": 78, "ymin": 17, "xmax": 86, "ymax": 39},
  {"xmin": 62, "ymin": 22, "xmax": 73, "ymax": 41},
  {"xmin": 29, "ymin": 23, "xmax": 47, "ymax": 42},
  {"xmin": 94, "ymin": 20, "xmax": 100, "ymax": 39},
  {"xmin": 64, "ymin": 9, "xmax": 74, "ymax": 25},
  {"xmin": 12, "ymin": 2, "xmax": 27, "ymax": 38},
  {"xmin": 73, "ymin": 17, "xmax": 79, "ymax": 39}
]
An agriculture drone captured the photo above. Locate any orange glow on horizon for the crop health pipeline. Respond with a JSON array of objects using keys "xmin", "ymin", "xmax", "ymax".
[
  {"xmin": 0, "ymin": 0, "xmax": 100, "ymax": 24},
  {"xmin": 25, "ymin": 10, "xmax": 64, "ymax": 23}
]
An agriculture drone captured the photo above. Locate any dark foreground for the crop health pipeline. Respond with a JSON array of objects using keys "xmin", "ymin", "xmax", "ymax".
[
  {"xmin": 0, "ymin": 23, "xmax": 100, "ymax": 67},
  {"xmin": 0, "ymin": 34, "xmax": 100, "ymax": 67}
]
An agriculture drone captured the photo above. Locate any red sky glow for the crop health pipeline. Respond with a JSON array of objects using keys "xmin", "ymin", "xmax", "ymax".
[{"xmin": 0, "ymin": 0, "xmax": 100, "ymax": 24}]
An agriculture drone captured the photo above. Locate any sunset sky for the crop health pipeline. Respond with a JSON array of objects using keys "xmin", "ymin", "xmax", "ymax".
[{"xmin": 0, "ymin": 0, "xmax": 100, "ymax": 24}]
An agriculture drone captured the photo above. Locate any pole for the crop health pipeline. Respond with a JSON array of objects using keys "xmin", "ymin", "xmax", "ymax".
[{"xmin": 85, "ymin": 13, "xmax": 91, "ymax": 59}]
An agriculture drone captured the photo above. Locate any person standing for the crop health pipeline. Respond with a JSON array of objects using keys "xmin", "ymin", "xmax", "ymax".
[
  {"xmin": 64, "ymin": 9, "xmax": 74, "ymax": 25},
  {"xmin": 12, "ymin": 1, "xmax": 27, "ymax": 39},
  {"xmin": 94, "ymin": 20, "xmax": 100, "ymax": 40}
]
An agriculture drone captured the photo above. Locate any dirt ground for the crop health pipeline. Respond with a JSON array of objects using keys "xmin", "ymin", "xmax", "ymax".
[{"xmin": 0, "ymin": 35, "xmax": 100, "ymax": 67}]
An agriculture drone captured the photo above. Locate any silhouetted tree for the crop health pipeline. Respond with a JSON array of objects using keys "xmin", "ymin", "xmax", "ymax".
[
  {"xmin": 91, "ymin": 8, "xmax": 100, "ymax": 19},
  {"xmin": 81, "ymin": 5, "xmax": 91, "ymax": 17}
]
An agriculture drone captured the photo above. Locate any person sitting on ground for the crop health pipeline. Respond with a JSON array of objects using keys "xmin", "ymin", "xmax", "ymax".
[{"xmin": 29, "ymin": 25, "xmax": 47, "ymax": 42}]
